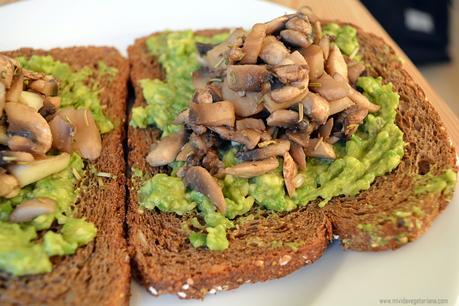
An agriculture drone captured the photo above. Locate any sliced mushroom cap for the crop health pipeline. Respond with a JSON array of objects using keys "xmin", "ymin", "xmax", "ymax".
[
  {"xmin": 328, "ymin": 96, "xmax": 354, "ymax": 116},
  {"xmin": 0, "ymin": 151, "xmax": 34, "ymax": 166},
  {"xmin": 240, "ymin": 23, "xmax": 267, "ymax": 64},
  {"xmin": 223, "ymin": 157, "xmax": 279, "ymax": 178},
  {"xmin": 189, "ymin": 101, "xmax": 235, "ymax": 127},
  {"xmin": 259, "ymin": 36, "xmax": 290, "ymax": 65},
  {"xmin": 348, "ymin": 87, "xmax": 380, "ymax": 113},
  {"xmin": 0, "ymin": 173, "xmax": 20, "ymax": 198},
  {"xmin": 289, "ymin": 141, "xmax": 306, "ymax": 170},
  {"xmin": 28, "ymin": 77, "xmax": 59, "ymax": 96},
  {"xmin": 339, "ymin": 105, "xmax": 369, "ymax": 137},
  {"xmin": 222, "ymin": 80, "xmax": 264, "ymax": 117},
  {"xmin": 5, "ymin": 73, "xmax": 24, "ymax": 103},
  {"xmin": 300, "ymin": 45, "xmax": 324, "ymax": 81},
  {"xmin": 319, "ymin": 35, "xmax": 330, "ymax": 60},
  {"xmin": 286, "ymin": 130, "xmax": 310, "ymax": 147},
  {"xmin": 312, "ymin": 20, "xmax": 322, "ymax": 44},
  {"xmin": 312, "ymin": 73, "xmax": 349, "ymax": 101},
  {"xmin": 319, "ymin": 118, "xmax": 334, "ymax": 139},
  {"xmin": 0, "ymin": 82, "xmax": 5, "ymax": 115},
  {"xmin": 206, "ymin": 29, "xmax": 245, "ymax": 70},
  {"xmin": 19, "ymin": 91, "xmax": 44, "ymax": 111},
  {"xmin": 305, "ymin": 138, "xmax": 336, "ymax": 159},
  {"xmin": 264, "ymin": 89, "xmax": 308, "ymax": 113},
  {"xmin": 266, "ymin": 109, "xmax": 298, "ymax": 128},
  {"xmin": 184, "ymin": 166, "xmax": 226, "ymax": 213},
  {"xmin": 280, "ymin": 29, "xmax": 312, "ymax": 48},
  {"xmin": 175, "ymin": 142, "xmax": 194, "ymax": 162},
  {"xmin": 285, "ymin": 50, "xmax": 308, "ymax": 65},
  {"xmin": 271, "ymin": 64, "xmax": 307, "ymax": 84},
  {"xmin": 237, "ymin": 139, "xmax": 290, "ymax": 161},
  {"xmin": 8, "ymin": 153, "xmax": 70, "ymax": 187},
  {"xmin": 189, "ymin": 132, "xmax": 208, "ymax": 154},
  {"xmin": 301, "ymin": 92, "xmax": 329, "ymax": 124},
  {"xmin": 264, "ymin": 15, "xmax": 290, "ymax": 34},
  {"xmin": 173, "ymin": 109, "xmax": 190, "ymax": 125},
  {"xmin": 50, "ymin": 108, "xmax": 102, "ymax": 160},
  {"xmin": 226, "ymin": 65, "xmax": 270, "ymax": 92},
  {"xmin": 283, "ymin": 151, "xmax": 298, "ymax": 197},
  {"xmin": 146, "ymin": 131, "xmax": 185, "ymax": 167},
  {"xmin": 210, "ymin": 126, "xmax": 261, "ymax": 150},
  {"xmin": 236, "ymin": 118, "xmax": 266, "ymax": 131},
  {"xmin": 286, "ymin": 16, "xmax": 312, "ymax": 34},
  {"xmin": 0, "ymin": 55, "xmax": 18, "ymax": 88},
  {"xmin": 347, "ymin": 61, "xmax": 366, "ymax": 84},
  {"xmin": 326, "ymin": 44, "xmax": 348, "ymax": 82},
  {"xmin": 270, "ymin": 85, "xmax": 306, "ymax": 104},
  {"xmin": 9, "ymin": 197, "xmax": 56, "ymax": 223},
  {"xmin": 0, "ymin": 124, "xmax": 8, "ymax": 145},
  {"xmin": 192, "ymin": 88, "xmax": 213, "ymax": 104},
  {"xmin": 192, "ymin": 68, "xmax": 213, "ymax": 90},
  {"xmin": 5, "ymin": 102, "xmax": 52, "ymax": 155}
]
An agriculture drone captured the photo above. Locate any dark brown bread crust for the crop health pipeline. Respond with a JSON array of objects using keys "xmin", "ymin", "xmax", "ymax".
[
  {"xmin": 127, "ymin": 28, "xmax": 456, "ymax": 299},
  {"xmin": 0, "ymin": 47, "xmax": 131, "ymax": 306}
]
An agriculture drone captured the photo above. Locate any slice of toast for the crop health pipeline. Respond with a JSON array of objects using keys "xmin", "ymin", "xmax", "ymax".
[
  {"xmin": 127, "ymin": 28, "xmax": 456, "ymax": 299},
  {"xmin": 0, "ymin": 47, "xmax": 131, "ymax": 306}
]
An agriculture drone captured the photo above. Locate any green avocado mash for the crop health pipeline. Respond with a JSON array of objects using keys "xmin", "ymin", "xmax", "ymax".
[
  {"xmin": 323, "ymin": 23, "xmax": 360, "ymax": 58},
  {"xmin": 136, "ymin": 25, "xmax": 407, "ymax": 251},
  {"xmin": 415, "ymin": 169, "xmax": 457, "ymax": 197},
  {"xmin": 17, "ymin": 56, "xmax": 114, "ymax": 133},
  {"xmin": 130, "ymin": 30, "xmax": 229, "ymax": 136},
  {"xmin": 0, "ymin": 154, "xmax": 96, "ymax": 276}
]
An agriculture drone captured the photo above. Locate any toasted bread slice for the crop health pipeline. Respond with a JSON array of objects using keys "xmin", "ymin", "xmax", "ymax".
[
  {"xmin": 127, "ymin": 27, "xmax": 456, "ymax": 299},
  {"xmin": 0, "ymin": 47, "xmax": 130, "ymax": 306}
]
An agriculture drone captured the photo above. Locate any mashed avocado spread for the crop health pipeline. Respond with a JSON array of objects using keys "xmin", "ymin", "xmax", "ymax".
[
  {"xmin": 0, "ymin": 57, "xmax": 113, "ymax": 276},
  {"xmin": 136, "ymin": 25, "xmax": 406, "ymax": 251}
]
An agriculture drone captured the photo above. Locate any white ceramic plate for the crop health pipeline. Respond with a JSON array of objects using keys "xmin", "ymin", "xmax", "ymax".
[{"xmin": 1, "ymin": 1, "xmax": 458, "ymax": 305}]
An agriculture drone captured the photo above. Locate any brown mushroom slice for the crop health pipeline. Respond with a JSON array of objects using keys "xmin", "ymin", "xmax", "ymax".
[
  {"xmin": 192, "ymin": 68, "xmax": 212, "ymax": 90},
  {"xmin": 226, "ymin": 65, "xmax": 270, "ymax": 92},
  {"xmin": 319, "ymin": 118, "xmax": 334, "ymax": 139},
  {"xmin": 237, "ymin": 139, "xmax": 290, "ymax": 161},
  {"xmin": 280, "ymin": 29, "xmax": 312, "ymax": 48},
  {"xmin": 5, "ymin": 73, "xmax": 24, "ymax": 103},
  {"xmin": 305, "ymin": 138, "xmax": 336, "ymax": 159},
  {"xmin": 222, "ymin": 80, "xmax": 264, "ymax": 117},
  {"xmin": 312, "ymin": 20, "xmax": 322, "ymax": 44},
  {"xmin": 0, "ymin": 125, "xmax": 8, "ymax": 145},
  {"xmin": 301, "ymin": 92, "xmax": 329, "ymax": 124},
  {"xmin": 285, "ymin": 50, "xmax": 308, "ymax": 66},
  {"xmin": 223, "ymin": 157, "xmax": 279, "ymax": 178},
  {"xmin": 328, "ymin": 96, "xmax": 355, "ymax": 116},
  {"xmin": 184, "ymin": 166, "xmax": 226, "ymax": 213},
  {"xmin": 49, "ymin": 108, "xmax": 102, "ymax": 160},
  {"xmin": 264, "ymin": 89, "xmax": 308, "ymax": 113},
  {"xmin": 289, "ymin": 141, "xmax": 306, "ymax": 170},
  {"xmin": 206, "ymin": 29, "xmax": 245, "ymax": 69},
  {"xmin": 189, "ymin": 101, "xmax": 235, "ymax": 127},
  {"xmin": 286, "ymin": 130, "xmax": 310, "ymax": 147},
  {"xmin": 28, "ymin": 77, "xmax": 59, "ymax": 96},
  {"xmin": 272, "ymin": 64, "xmax": 307, "ymax": 84},
  {"xmin": 146, "ymin": 131, "xmax": 185, "ymax": 167},
  {"xmin": 240, "ymin": 23, "xmax": 267, "ymax": 64},
  {"xmin": 0, "ymin": 151, "xmax": 34, "ymax": 166},
  {"xmin": 0, "ymin": 54, "xmax": 17, "ymax": 89},
  {"xmin": 189, "ymin": 132, "xmax": 208, "ymax": 154},
  {"xmin": 286, "ymin": 16, "xmax": 312, "ymax": 34},
  {"xmin": 300, "ymin": 45, "xmax": 324, "ymax": 81},
  {"xmin": 236, "ymin": 118, "xmax": 266, "ymax": 131},
  {"xmin": 270, "ymin": 85, "xmax": 305, "ymax": 104},
  {"xmin": 312, "ymin": 73, "xmax": 349, "ymax": 101},
  {"xmin": 0, "ymin": 173, "xmax": 20, "ymax": 198},
  {"xmin": 267, "ymin": 109, "xmax": 298, "ymax": 128},
  {"xmin": 265, "ymin": 15, "xmax": 290, "ymax": 34},
  {"xmin": 5, "ymin": 102, "xmax": 52, "ymax": 155},
  {"xmin": 348, "ymin": 87, "xmax": 380, "ymax": 113},
  {"xmin": 347, "ymin": 61, "xmax": 366, "ymax": 84},
  {"xmin": 326, "ymin": 44, "xmax": 348, "ymax": 81},
  {"xmin": 173, "ymin": 109, "xmax": 190, "ymax": 125},
  {"xmin": 339, "ymin": 105, "xmax": 369, "ymax": 137},
  {"xmin": 0, "ymin": 82, "xmax": 5, "ymax": 115},
  {"xmin": 175, "ymin": 142, "xmax": 194, "ymax": 162},
  {"xmin": 9, "ymin": 198, "xmax": 56, "ymax": 223},
  {"xmin": 19, "ymin": 91, "xmax": 44, "ymax": 111},
  {"xmin": 283, "ymin": 151, "xmax": 298, "ymax": 197},
  {"xmin": 319, "ymin": 36, "xmax": 330, "ymax": 60},
  {"xmin": 210, "ymin": 126, "xmax": 261, "ymax": 150},
  {"xmin": 192, "ymin": 88, "xmax": 213, "ymax": 104},
  {"xmin": 259, "ymin": 36, "xmax": 290, "ymax": 65},
  {"xmin": 8, "ymin": 153, "xmax": 70, "ymax": 187}
]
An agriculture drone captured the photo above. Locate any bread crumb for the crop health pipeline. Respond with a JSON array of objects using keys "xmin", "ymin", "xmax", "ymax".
[
  {"xmin": 279, "ymin": 255, "xmax": 291, "ymax": 266},
  {"xmin": 182, "ymin": 283, "xmax": 190, "ymax": 290},
  {"xmin": 148, "ymin": 286, "xmax": 158, "ymax": 296},
  {"xmin": 255, "ymin": 260, "xmax": 264, "ymax": 267}
]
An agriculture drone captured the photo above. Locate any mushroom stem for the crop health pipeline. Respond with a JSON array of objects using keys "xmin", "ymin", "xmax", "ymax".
[{"xmin": 223, "ymin": 158, "xmax": 279, "ymax": 178}]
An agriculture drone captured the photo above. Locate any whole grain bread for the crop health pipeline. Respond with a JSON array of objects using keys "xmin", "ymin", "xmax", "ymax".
[
  {"xmin": 0, "ymin": 47, "xmax": 131, "ymax": 306},
  {"xmin": 127, "ymin": 28, "xmax": 456, "ymax": 299}
]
